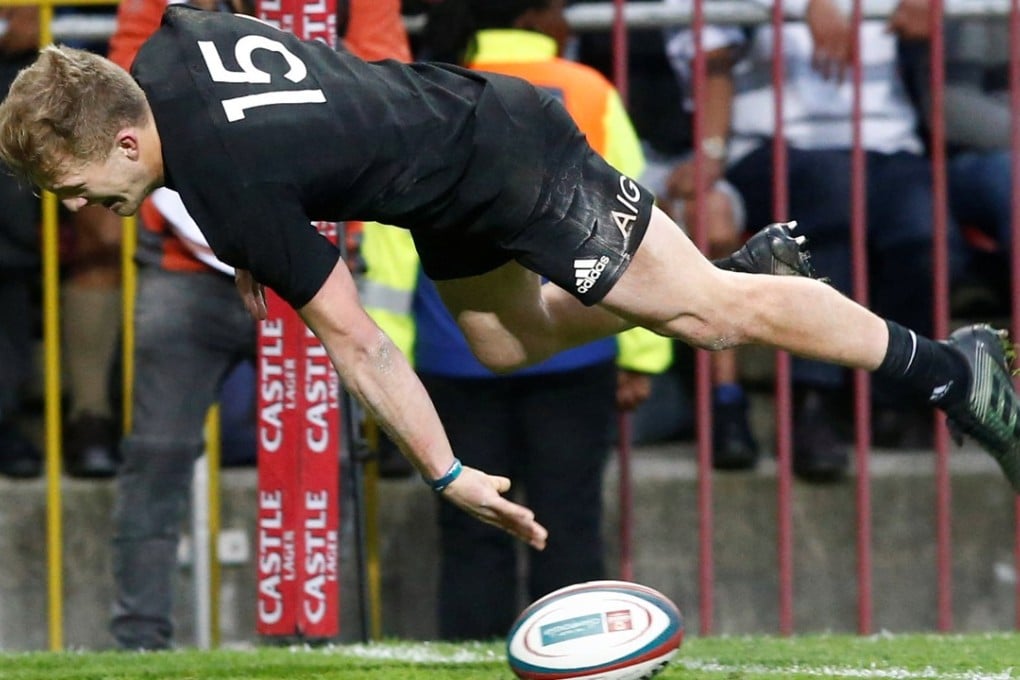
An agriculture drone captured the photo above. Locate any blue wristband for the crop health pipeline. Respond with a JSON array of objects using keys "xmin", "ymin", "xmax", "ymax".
[{"xmin": 427, "ymin": 458, "xmax": 463, "ymax": 492}]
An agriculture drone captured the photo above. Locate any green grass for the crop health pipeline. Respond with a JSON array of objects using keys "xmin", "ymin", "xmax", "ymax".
[{"xmin": 0, "ymin": 633, "xmax": 1017, "ymax": 679}]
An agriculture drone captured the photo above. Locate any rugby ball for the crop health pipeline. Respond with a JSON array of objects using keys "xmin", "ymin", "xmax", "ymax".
[{"xmin": 506, "ymin": 580, "xmax": 683, "ymax": 680}]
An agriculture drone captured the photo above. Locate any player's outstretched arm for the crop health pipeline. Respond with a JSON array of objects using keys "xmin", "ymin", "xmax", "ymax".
[
  {"xmin": 296, "ymin": 260, "xmax": 549, "ymax": 550},
  {"xmin": 442, "ymin": 466, "xmax": 549, "ymax": 549}
]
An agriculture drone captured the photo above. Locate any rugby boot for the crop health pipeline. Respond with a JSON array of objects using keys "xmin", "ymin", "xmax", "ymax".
[
  {"xmin": 943, "ymin": 324, "xmax": 1020, "ymax": 492},
  {"xmin": 792, "ymin": 387, "xmax": 849, "ymax": 483},
  {"xmin": 713, "ymin": 221, "xmax": 816, "ymax": 278}
]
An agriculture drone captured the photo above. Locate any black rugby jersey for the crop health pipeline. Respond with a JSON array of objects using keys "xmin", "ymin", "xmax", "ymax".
[{"xmin": 132, "ymin": 6, "xmax": 544, "ymax": 307}]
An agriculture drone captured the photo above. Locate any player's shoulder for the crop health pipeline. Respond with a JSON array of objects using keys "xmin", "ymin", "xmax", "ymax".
[
  {"xmin": 131, "ymin": 9, "xmax": 182, "ymax": 81},
  {"xmin": 158, "ymin": 2, "xmax": 206, "ymax": 33},
  {"xmin": 157, "ymin": 4, "xmax": 275, "ymax": 41},
  {"xmin": 133, "ymin": 4, "xmax": 201, "ymax": 62}
]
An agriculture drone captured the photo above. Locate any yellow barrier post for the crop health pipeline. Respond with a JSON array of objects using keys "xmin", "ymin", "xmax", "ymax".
[
  {"xmin": 121, "ymin": 216, "xmax": 136, "ymax": 434},
  {"xmin": 26, "ymin": 0, "xmax": 130, "ymax": 650},
  {"xmin": 36, "ymin": 2, "xmax": 63, "ymax": 652},
  {"xmin": 206, "ymin": 405, "xmax": 222, "ymax": 648}
]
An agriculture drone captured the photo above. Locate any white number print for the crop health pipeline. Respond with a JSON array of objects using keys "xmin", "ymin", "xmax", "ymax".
[{"xmin": 197, "ymin": 34, "xmax": 326, "ymax": 122}]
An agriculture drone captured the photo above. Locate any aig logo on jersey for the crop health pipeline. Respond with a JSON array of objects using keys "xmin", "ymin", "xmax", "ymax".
[
  {"xmin": 612, "ymin": 175, "xmax": 642, "ymax": 239},
  {"xmin": 575, "ymin": 256, "xmax": 611, "ymax": 294}
]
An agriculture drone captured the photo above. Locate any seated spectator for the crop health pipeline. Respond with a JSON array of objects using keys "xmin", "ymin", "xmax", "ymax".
[
  {"xmin": 0, "ymin": 6, "xmax": 43, "ymax": 479},
  {"xmin": 666, "ymin": 0, "xmax": 963, "ymax": 479},
  {"xmin": 893, "ymin": 0, "xmax": 1013, "ymax": 316},
  {"xmin": 572, "ymin": 1, "xmax": 759, "ymax": 470}
]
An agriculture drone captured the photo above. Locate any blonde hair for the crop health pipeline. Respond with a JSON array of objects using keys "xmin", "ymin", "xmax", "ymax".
[{"xmin": 0, "ymin": 45, "xmax": 149, "ymax": 186}]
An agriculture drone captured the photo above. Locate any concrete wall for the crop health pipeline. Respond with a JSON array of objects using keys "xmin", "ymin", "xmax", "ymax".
[{"xmin": 0, "ymin": 444, "xmax": 1015, "ymax": 650}]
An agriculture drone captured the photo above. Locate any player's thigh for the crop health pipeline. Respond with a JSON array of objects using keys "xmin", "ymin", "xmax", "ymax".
[
  {"xmin": 433, "ymin": 260, "xmax": 547, "ymax": 336},
  {"xmin": 598, "ymin": 205, "xmax": 732, "ymax": 328}
]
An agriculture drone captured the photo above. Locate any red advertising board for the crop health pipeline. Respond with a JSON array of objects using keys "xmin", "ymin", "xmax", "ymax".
[
  {"xmin": 256, "ymin": 0, "xmax": 337, "ymax": 46},
  {"xmin": 253, "ymin": 0, "xmax": 343, "ymax": 630},
  {"xmin": 256, "ymin": 298, "xmax": 303, "ymax": 636}
]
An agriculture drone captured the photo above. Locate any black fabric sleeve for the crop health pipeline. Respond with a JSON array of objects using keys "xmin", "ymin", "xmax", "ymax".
[
  {"xmin": 233, "ymin": 183, "xmax": 341, "ymax": 309},
  {"xmin": 178, "ymin": 175, "xmax": 340, "ymax": 309}
]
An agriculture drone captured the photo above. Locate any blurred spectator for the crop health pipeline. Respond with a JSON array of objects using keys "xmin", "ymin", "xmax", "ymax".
[
  {"xmin": 0, "ymin": 6, "xmax": 43, "ymax": 479},
  {"xmin": 0, "ymin": 6, "xmax": 123, "ymax": 479},
  {"xmin": 364, "ymin": 0, "xmax": 671, "ymax": 640},
  {"xmin": 657, "ymin": 44, "xmax": 760, "ymax": 470},
  {"xmin": 666, "ymin": 0, "xmax": 959, "ymax": 479},
  {"xmin": 895, "ymin": 0, "xmax": 1013, "ymax": 315},
  {"xmin": 105, "ymin": 0, "xmax": 255, "ymax": 649},
  {"xmin": 61, "ymin": 204, "xmax": 122, "ymax": 478},
  {"xmin": 104, "ymin": 0, "xmax": 408, "ymax": 650},
  {"xmin": 570, "ymin": 1, "xmax": 759, "ymax": 470},
  {"xmin": 47, "ymin": 4, "xmax": 124, "ymax": 479}
]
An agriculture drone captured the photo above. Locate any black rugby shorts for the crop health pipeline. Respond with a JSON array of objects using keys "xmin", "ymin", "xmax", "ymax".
[{"xmin": 410, "ymin": 76, "xmax": 654, "ymax": 306}]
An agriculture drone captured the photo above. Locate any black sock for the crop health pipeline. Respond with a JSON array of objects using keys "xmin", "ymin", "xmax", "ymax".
[{"xmin": 875, "ymin": 321, "xmax": 969, "ymax": 410}]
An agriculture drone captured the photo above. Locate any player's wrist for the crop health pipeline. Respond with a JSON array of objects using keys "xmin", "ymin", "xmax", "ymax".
[{"xmin": 425, "ymin": 458, "xmax": 463, "ymax": 492}]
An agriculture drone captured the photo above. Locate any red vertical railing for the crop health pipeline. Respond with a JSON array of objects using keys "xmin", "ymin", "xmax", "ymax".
[
  {"xmin": 848, "ymin": 0, "xmax": 874, "ymax": 636},
  {"xmin": 597, "ymin": 0, "xmax": 1020, "ymax": 637},
  {"xmin": 690, "ymin": 0, "xmax": 716, "ymax": 637},
  {"xmin": 611, "ymin": 0, "xmax": 628, "ymax": 102},
  {"xmin": 769, "ymin": 0, "xmax": 795, "ymax": 637},
  {"xmin": 925, "ymin": 0, "xmax": 955, "ymax": 633},
  {"xmin": 1010, "ymin": 0, "xmax": 1020, "ymax": 633},
  {"xmin": 610, "ymin": 0, "xmax": 635, "ymax": 586}
]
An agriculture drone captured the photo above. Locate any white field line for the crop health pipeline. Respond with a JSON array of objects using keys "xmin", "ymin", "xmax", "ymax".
[
  {"xmin": 680, "ymin": 659, "xmax": 1017, "ymax": 679},
  {"xmin": 334, "ymin": 643, "xmax": 1017, "ymax": 679}
]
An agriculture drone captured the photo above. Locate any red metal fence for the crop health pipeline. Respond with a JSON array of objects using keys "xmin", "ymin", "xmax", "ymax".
[{"xmin": 600, "ymin": 0, "xmax": 1020, "ymax": 637}]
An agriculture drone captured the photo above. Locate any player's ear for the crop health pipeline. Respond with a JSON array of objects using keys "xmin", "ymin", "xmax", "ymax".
[{"xmin": 114, "ymin": 128, "xmax": 140, "ymax": 160}]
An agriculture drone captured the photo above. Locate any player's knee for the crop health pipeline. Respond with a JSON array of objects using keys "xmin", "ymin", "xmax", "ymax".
[
  {"xmin": 471, "ymin": 346, "xmax": 531, "ymax": 374},
  {"xmin": 659, "ymin": 273, "xmax": 755, "ymax": 350}
]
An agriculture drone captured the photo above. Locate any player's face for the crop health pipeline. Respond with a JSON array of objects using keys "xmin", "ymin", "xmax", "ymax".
[{"xmin": 48, "ymin": 136, "xmax": 152, "ymax": 217}]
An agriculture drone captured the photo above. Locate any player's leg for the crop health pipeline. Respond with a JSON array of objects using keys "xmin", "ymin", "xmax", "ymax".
[
  {"xmin": 527, "ymin": 206, "xmax": 890, "ymax": 368},
  {"xmin": 598, "ymin": 207, "xmax": 1019, "ymax": 491},
  {"xmin": 434, "ymin": 260, "xmax": 634, "ymax": 372},
  {"xmin": 438, "ymin": 219, "xmax": 816, "ymax": 372},
  {"xmin": 602, "ymin": 207, "xmax": 891, "ymax": 360}
]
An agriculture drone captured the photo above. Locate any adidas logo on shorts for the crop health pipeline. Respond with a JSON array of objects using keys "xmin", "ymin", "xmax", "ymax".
[{"xmin": 575, "ymin": 256, "xmax": 610, "ymax": 294}]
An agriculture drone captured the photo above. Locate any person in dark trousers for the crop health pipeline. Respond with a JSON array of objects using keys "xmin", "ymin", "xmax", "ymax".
[
  {"xmin": 1, "ymin": 7, "xmax": 1018, "ymax": 551},
  {"xmin": 364, "ymin": 0, "xmax": 669, "ymax": 639},
  {"xmin": 0, "ymin": 5, "xmax": 42, "ymax": 479}
]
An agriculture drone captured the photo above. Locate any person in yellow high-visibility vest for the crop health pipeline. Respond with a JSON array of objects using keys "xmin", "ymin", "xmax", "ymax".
[{"xmin": 362, "ymin": 0, "xmax": 672, "ymax": 639}]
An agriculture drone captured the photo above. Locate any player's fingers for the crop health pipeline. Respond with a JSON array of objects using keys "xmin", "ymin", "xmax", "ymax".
[
  {"xmin": 490, "ymin": 475, "xmax": 511, "ymax": 494},
  {"xmin": 254, "ymin": 283, "xmax": 268, "ymax": 320},
  {"xmin": 492, "ymin": 499, "xmax": 548, "ymax": 550}
]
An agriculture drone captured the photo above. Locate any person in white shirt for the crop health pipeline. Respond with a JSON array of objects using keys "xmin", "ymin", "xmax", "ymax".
[{"xmin": 666, "ymin": 0, "xmax": 966, "ymax": 479}]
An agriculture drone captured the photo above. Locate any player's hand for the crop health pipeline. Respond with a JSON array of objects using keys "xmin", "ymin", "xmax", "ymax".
[
  {"xmin": 617, "ymin": 370, "xmax": 652, "ymax": 412},
  {"xmin": 805, "ymin": 0, "xmax": 852, "ymax": 82},
  {"xmin": 887, "ymin": 0, "xmax": 931, "ymax": 40},
  {"xmin": 665, "ymin": 157, "xmax": 724, "ymax": 201},
  {"xmin": 442, "ymin": 465, "xmax": 548, "ymax": 550},
  {"xmin": 235, "ymin": 268, "xmax": 267, "ymax": 320}
]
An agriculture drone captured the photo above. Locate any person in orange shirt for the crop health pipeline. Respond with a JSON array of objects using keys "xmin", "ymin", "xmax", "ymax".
[{"xmin": 104, "ymin": 0, "xmax": 409, "ymax": 650}]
